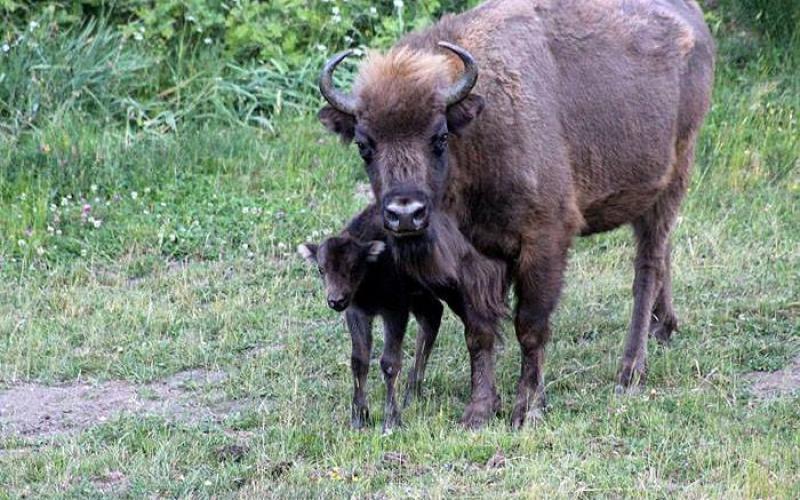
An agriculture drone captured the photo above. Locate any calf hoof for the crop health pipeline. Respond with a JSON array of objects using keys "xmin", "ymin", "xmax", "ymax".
[
  {"xmin": 460, "ymin": 395, "xmax": 500, "ymax": 430},
  {"xmin": 649, "ymin": 315, "xmax": 678, "ymax": 345},
  {"xmin": 351, "ymin": 406, "xmax": 370, "ymax": 430}
]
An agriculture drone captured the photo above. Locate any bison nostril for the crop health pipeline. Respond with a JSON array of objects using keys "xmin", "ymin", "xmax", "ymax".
[
  {"xmin": 384, "ymin": 209, "xmax": 400, "ymax": 223},
  {"xmin": 412, "ymin": 206, "xmax": 427, "ymax": 223}
]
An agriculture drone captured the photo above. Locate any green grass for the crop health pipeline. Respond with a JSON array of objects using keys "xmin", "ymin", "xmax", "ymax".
[{"xmin": 1, "ymin": 12, "xmax": 799, "ymax": 500}]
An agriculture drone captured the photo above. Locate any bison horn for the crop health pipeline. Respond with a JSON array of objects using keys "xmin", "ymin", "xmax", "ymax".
[
  {"xmin": 438, "ymin": 41, "xmax": 479, "ymax": 106},
  {"xmin": 319, "ymin": 50, "xmax": 358, "ymax": 116}
]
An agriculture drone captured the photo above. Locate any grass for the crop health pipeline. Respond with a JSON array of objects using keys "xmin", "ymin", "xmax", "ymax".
[{"xmin": 1, "ymin": 8, "xmax": 799, "ymax": 499}]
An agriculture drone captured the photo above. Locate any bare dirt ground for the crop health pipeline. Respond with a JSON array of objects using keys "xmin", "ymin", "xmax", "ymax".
[
  {"xmin": 746, "ymin": 354, "xmax": 800, "ymax": 400},
  {"xmin": 0, "ymin": 369, "xmax": 248, "ymax": 439}
]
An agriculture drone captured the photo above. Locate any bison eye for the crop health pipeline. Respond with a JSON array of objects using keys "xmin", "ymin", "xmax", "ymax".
[
  {"xmin": 355, "ymin": 140, "xmax": 373, "ymax": 162},
  {"xmin": 317, "ymin": 266, "xmax": 324, "ymax": 276},
  {"xmin": 432, "ymin": 132, "xmax": 449, "ymax": 156}
]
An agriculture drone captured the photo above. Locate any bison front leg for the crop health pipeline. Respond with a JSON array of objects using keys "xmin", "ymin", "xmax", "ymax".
[
  {"xmin": 511, "ymin": 237, "xmax": 570, "ymax": 430},
  {"xmin": 460, "ymin": 317, "xmax": 501, "ymax": 429},
  {"xmin": 380, "ymin": 309, "xmax": 409, "ymax": 433},
  {"xmin": 345, "ymin": 309, "xmax": 373, "ymax": 429}
]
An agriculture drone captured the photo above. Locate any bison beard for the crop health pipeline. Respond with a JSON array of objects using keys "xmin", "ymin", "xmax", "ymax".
[{"xmin": 318, "ymin": 0, "xmax": 715, "ymax": 429}]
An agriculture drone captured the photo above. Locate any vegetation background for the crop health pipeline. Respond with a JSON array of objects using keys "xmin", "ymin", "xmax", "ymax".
[{"xmin": 0, "ymin": 0, "xmax": 798, "ymax": 497}]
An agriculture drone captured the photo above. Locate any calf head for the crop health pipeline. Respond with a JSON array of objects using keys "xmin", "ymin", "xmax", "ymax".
[
  {"xmin": 298, "ymin": 236, "xmax": 386, "ymax": 312},
  {"xmin": 318, "ymin": 42, "xmax": 484, "ymax": 238}
]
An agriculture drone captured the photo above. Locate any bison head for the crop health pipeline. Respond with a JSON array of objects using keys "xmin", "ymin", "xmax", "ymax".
[{"xmin": 318, "ymin": 42, "xmax": 484, "ymax": 238}]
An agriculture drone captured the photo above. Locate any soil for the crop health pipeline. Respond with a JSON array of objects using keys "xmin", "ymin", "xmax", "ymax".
[
  {"xmin": 746, "ymin": 354, "xmax": 800, "ymax": 400},
  {"xmin": 0, "ymin": 369, "xmax": 248, "ymax": 439}
]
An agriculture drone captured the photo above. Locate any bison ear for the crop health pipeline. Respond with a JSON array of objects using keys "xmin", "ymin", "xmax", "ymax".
[
  {"xmin": 446, "ymin": 94, "xmax": 485, "ymax": 136},
  {"xmin": 297, "ymin": 243, "xmax": 319, "ymax": 263},
  {"xmin": 365, "ymin": 240, "xmax": 386, "ymax": 263},
  {"xmin": 318, "ymin": 106, "xmax": 356, "ymax": 144}
]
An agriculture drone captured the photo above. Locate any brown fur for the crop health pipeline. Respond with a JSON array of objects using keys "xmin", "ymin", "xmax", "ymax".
[{"xmin": 319, "ymin": 0, "xmax": 715, "ymax": 428}]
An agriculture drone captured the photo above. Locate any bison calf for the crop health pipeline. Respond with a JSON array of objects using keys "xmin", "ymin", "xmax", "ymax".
[{"xmin": 298, "ymin": 215, "xmax": 443, "ymax": 433}]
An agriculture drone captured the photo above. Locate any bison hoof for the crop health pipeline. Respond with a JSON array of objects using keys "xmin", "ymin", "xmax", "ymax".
[
  {"xmin": 460, "ymin": 395, "xmax": 500, "ymax": 429},
  {"xmin": 382, "ymin": 410, "xmax": 402, "ymax": 434},
  {"xmin": 616, "ymin": 358, "xmax": 647, "ymax": 394},
  {"xmin": 510, "ymin": 406, "xmax": 545, "ymax": 430},
  {"xmin": 510, "ymin": 393, "xmax": 546, "ymax": 430},
  {"xmin": 649, "ymin": 315, "xmax": 678, "ymax": 345},
  {"xmin": 402, "ymin": 382, "xmax": 423, "ymax": 409},
  {"xmin": 351, "ymin": 406, "xmax": 370, "ymax": 430}
]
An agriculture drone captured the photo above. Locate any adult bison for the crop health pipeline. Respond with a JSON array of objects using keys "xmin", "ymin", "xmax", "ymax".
[{"xmin": 317, "ymin": 0, "xmax": 714, "ymax": 428}]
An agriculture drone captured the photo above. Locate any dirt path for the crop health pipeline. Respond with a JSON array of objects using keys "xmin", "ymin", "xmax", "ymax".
[
  {"xmin": 745, "ymin": 354, "xmax": 800, "ymax": 400},
  {"xmin": 0, "ymin": 369, "xmax": 248, "ymax": 439}
]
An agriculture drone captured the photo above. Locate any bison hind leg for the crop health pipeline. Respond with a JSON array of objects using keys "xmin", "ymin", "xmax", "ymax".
[{"xmin": 649, "ymin": 246, "xmax": 679, "ymax": 345}]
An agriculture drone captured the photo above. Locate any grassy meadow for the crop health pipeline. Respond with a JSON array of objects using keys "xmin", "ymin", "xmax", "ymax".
[{"xmin": 1, "ymin": 3, "xmax": 799, "ymax": 498}]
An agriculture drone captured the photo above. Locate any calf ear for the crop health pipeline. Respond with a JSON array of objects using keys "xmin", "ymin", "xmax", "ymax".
[
  {"xmin": 297, "ymin": 243, "xmax": 319, "ymax": 263},
  {"xmin": 365, "ymin": 240, "xmax": 386, "ymax": 262},
  {"xmin": 318, "ymin": 106, "xmax": 356, "ymax": 143},
  {"xmin": 446, "ymin": 94, "xmax": 485, "ymax": 136}
]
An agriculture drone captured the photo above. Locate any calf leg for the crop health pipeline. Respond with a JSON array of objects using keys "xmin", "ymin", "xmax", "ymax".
[
  {"xmin": 511, "ymin": 234, "xmax": 571, "ymax": 430},
  {"xmin": 345, "ymin": 309, "xmax": 373, "ymax": 429},
  {"xmin": 380, "ymin": 309, "xmax": 409, "ymax": 433},
  {"xmin": 403, "ymin": 295, "xmax": 444, "ymax": 408}
]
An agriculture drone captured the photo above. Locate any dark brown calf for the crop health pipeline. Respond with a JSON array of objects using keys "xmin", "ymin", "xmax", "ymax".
[{"xmin": 299, "ymin": 209, "xmax": 444, "ymax": 433}]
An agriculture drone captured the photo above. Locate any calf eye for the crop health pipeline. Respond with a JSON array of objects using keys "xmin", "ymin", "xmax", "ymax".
[
  {"xmin": 317, "ymin": 266, "xmax": 324, "ymax": 276},
  {"xmin": 432, "ymin": 132, "xmax": 449, "ymax": 156}
]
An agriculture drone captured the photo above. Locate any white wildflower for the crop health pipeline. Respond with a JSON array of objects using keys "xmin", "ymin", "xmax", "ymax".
[
  {"xmin": 29, "ymin": 20, "xmax": 39, "ymax": 31},
  {"xmin": 393, "ymin": 0, "xmax": 404, "ymax": 8},
  {"xmin": 90, "ymin": 184, "xmax": 98, "ymax": 193},
  {"xmin": 2, "ymin": 44, "xmax": 10, "ymax": 53},
  {"xmin": 36, "ymin": 246, "xmax": 45, "ymax": 256},
  {"xmin": 131, "ymin": 191, "xmax": 138, "ymax": 200},
  {"xmin": 204, "ymin": 37, "xmax": 212, "ymax": 45},
  {"xmin": 17, "ymin": 239, "xmax": 26, "ymax": 247},
  {"xmin": 370, "ymin": 7, "xmax": 378, "ymax": 15}
]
